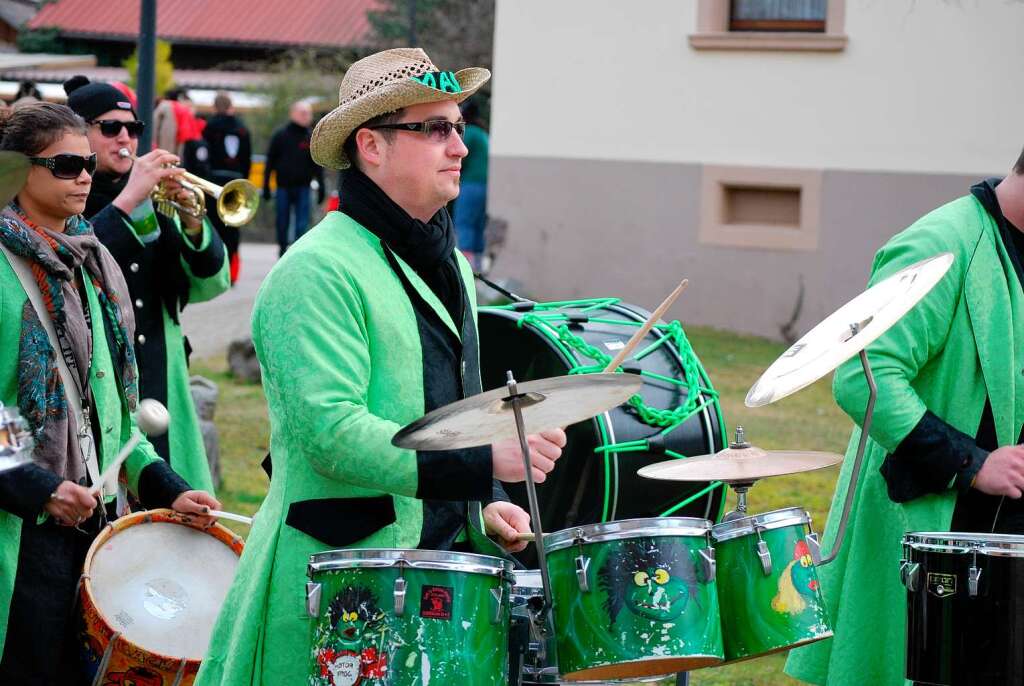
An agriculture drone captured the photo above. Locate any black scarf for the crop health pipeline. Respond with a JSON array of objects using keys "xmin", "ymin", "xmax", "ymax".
[
  {"xmin": 85, "ymin": 170, "xmax": 128, "ymax": 219},
  {"xmin": 339, "ymin": 167, "xmax": 463, "ymax": 325}
]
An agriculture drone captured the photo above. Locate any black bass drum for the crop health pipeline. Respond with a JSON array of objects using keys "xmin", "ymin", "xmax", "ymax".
[{"xmin": 478, "ymin": 299, "xmax": 726, "ymax": 549}]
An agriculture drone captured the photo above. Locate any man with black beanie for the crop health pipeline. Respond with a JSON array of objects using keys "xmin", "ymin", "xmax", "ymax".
[{"xmin": 63, "ymin": 75, "xmax": 227, "ymax": 495}]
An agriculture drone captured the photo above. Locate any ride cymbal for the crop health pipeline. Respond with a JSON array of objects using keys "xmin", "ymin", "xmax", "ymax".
[
  {"xmin": 392, "ymin": 373, "xmax": 642, "ymax": 450},
  {"xmin": 637, "ymin": 444, "xmax": 842, "ymax": 483},
  {"xmin": 745, "ymin": 252, "xmax": 954, "ymax": 408}
]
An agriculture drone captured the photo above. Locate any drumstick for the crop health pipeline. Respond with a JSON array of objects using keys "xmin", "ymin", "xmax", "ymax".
[
  {"xmin": 603, "ymin": 279, "xmax": 689, "ymax": 373},
  {"xmin": 89, "ymin": 435, "xmax": 140, "ymax": 497},
  {"xmin": 514, "ymin": 532, "xmax": 536, "ymax": 542},
  {"xmin": 208, "ymin": 509, "xmax": 254, "ymax": 525}
]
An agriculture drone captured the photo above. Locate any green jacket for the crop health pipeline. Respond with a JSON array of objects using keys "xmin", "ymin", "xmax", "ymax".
[
  {"xmin": 786, "ymin": 195, "xmax": 1024, "ymax": 684},
  {"xmin": 196, "ymin": 212, "xmax": 504, "ymax": 686},
  {"xmin": 0, "ymin": 250, "xmax": 166, "ymax": 653}
]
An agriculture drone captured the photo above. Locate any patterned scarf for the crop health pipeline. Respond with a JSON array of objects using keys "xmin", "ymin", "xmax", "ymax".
[{"xmin": 0, "ymin": 203, "xmax": 137, "ymax": 484}]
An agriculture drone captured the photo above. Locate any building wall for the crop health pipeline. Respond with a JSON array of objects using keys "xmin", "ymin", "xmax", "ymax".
[{"xmin": 487, "ymin": 1, "xmax": 1022, "ymax": 340}]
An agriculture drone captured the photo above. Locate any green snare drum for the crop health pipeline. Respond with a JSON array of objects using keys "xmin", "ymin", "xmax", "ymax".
[
  {"xmin": 711, "ymin": 507, "xmax": 832, "ymax": 662},
  {"xmin": 306, "ymin": 549, "xmax": 513, "ymax": 686},
  {"xmin": 544, "ymin": 518, "xmax": 722, "ymax": 680}
]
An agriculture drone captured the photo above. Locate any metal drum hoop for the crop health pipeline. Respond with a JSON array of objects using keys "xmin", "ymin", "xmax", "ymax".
[
  {"xmin": 711, "ymin": 506, "xmax": 811, "ymax": 543},
  {"xmin": 903, "ymin": 531, "xmax": 1024, "ymax": 558},
  {"xmin": 544, "ymin": 516, "xmax": 712, "ymax": 553},
  {"xmin": 308, "ymin": 548, "xmax": 513, "ymax": 578}
]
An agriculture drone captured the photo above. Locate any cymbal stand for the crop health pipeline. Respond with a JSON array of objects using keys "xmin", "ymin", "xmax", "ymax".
[
  {"xmin": 818, "ymin": 343, "xmax": 878, "ymax": 566},
  {"xmin": 505, "ymin": 371, "xmax": 554, "ymax": 614}
]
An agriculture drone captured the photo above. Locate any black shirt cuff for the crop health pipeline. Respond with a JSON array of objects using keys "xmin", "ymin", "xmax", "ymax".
[
  {"xmin": 0, "ymin": 463, "xmax": 64, "ymax": 521},
  {"xmin": 415, "ymin": 445, "xmax": 493, "ymax": 501},
  {"xmin": 137, "ymin": 459, "xmax": 192, "ymax": 509},
  {"xmin": 880, "ymin": 410, "xmax": 982, "ymax": 503}
]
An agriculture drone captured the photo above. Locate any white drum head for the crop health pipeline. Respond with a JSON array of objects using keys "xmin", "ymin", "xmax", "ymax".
[{"xmin": 89, "ymin": 520, "xmax": 239, "ymax": 659}]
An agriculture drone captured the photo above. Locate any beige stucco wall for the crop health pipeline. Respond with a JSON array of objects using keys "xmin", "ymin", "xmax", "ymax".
[
  {"xmin": 491, "ymin": 0, "xmax": 1022, "ymax": 175},
  {"xmin": 485, "ymin": 1, "xmax": 1022, "ymax": 340}
]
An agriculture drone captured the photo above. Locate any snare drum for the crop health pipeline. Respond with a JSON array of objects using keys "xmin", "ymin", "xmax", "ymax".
[
  {"xmin": 307, "ymin": 549, "xmax": 513, "ymax": 686},
  {"xmin": 510, "ymin": 569, "xmax": 683, "ymax": 685},
  {"xmin": 79, "ymin": 509, "xmax": 244, "ymax": 686},
  {"xmin": 544, "ymin": 518, "xmax": 722, "ymax": 681},
  {"xmin": 711, "ymin": 507, "xmax": 832, "ymax": 663},
  {"xmin": 901, "ymin": 531, "xmax": 1024, "ymax": 685}
]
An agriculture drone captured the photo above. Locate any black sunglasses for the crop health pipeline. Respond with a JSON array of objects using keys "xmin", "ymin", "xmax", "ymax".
[
  {"xmin": 366, "ymin": 120, "xmax": 466, "ymax": 141},
  {"xmin": 28, "ymin": 153, "xmax": 97, "ymax": 179},
  {"xmin": 90, "ymin": 119, "xmax": 146, "ymax": 139}
]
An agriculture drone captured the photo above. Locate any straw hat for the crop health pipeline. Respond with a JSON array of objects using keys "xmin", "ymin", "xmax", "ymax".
[{"xmin": 311, "ymin": 48, "xmax": 490, "ymax": 170}]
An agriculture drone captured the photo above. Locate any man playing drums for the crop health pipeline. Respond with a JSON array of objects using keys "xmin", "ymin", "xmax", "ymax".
[
  {"xmin": 786, "ymin": 148, "xmax": 1024, "ymax": 684},
  {"xmin": 196, "ymin": 48, "xmax": 565, "ymax": 686}
]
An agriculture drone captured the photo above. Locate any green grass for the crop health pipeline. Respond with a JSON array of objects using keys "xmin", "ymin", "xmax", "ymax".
[{"xmin": 192, "ymin": 324, "xmax": 854, "ymax": 686}]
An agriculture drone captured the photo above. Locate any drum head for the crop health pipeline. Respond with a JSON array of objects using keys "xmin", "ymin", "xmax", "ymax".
[
  {"xmin": 88, "ymin": 518, "xmax": 240, "ymax": 659},
  {"xmin": 479, "ymin": 302, "xmax": 725, "ymax": 547}
]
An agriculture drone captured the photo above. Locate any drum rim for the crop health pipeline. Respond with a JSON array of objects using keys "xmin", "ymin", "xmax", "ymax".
[
  {"xmin": 903, "ymin": 531, "xmax": 1024, "ymax": 556},
  {"xmin": 710, "ymin": 506, "xmax": 810, "ymax": 542},
  {"xmin": 308, "ymin": 547, "xmax": 514, "ymax": 577},
  {"xmin": 543, "ymin": 516, "xmax": 712, "ymax": 552}
]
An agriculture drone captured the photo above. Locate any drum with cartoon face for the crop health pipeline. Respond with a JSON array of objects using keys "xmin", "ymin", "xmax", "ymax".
[
  {"xmin": 543, "ymin": 518, "xmax": 722, "ymax": 681},
  {"xmin": 711, "ymin": 507, "xmax": 832, "ymax": 662},
  {"xmin": 306, "ymin": 549, "xmax": 513, "ymax": 686}
]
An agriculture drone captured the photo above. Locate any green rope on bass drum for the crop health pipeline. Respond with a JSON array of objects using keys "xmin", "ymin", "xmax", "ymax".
[{"xmin": 517, "ymin": 312, "xmax": 715, "ymax": 429}]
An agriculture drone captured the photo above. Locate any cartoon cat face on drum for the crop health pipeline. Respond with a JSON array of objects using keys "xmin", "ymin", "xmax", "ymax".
[{"xmin": 600, "ymin": 538, "xmax": 698, "ymax": 625}]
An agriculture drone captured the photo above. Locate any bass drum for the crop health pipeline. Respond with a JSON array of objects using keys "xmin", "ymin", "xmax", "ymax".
[{"xmin": 479, "ymin": 299, "xmax": 726, "ymax": 552}]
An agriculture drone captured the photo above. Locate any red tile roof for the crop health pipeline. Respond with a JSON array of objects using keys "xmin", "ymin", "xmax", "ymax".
[{"xmin": 29, "ymin": 0, "xmax": 381, "ymax": 49}]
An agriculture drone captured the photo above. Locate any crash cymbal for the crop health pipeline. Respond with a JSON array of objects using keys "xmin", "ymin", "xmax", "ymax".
[
  {"xmin": 745, "ymin": 252, "xmax": 954, "ymax": 408},
  {"xmin": 0, "ymin": 152, "xmax": 29, "ymax": 208},
  {"xmin": 392, "ymin": 373, "xmax": 642, "ymax": 450},
  {"xmin": 637, "ymin": 443, "xmax": 842, "ymax": 483}
]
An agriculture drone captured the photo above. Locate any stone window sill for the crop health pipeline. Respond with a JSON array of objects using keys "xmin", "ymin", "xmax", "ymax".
[{"xmin": 689, "ymin": 32, "xmax": 847, "ymax": 52}]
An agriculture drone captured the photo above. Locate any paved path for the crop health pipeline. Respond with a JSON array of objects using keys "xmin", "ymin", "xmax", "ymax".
[{"xmin": 181, "ymin": 242, "xmax": 277, "ymax": 361}]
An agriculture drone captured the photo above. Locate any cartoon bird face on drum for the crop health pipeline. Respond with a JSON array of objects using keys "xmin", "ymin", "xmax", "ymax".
[
  {"xmin": 327, "ymin": 586, "xmax": 388, "ymax": 648},
  {"xmin": 771, "ymin": 540, "xmax": 820, "ymax": 615},
  {"xmin": 599, "ymin": 539, "xmax": 698, "ymax": 626}
]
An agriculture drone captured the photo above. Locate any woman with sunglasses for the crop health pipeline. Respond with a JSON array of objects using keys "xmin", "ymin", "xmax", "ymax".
[
  {"xmin": 62, "ymin": 76, "xmax": 229, "ymax": 500},
  {"xmin": 0, "ymin": 102, "xmax": 221, "ymax": 683}
]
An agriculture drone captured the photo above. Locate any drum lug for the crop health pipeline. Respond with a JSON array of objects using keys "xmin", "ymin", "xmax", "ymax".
[
  {"xmin": 900, "ymin": 561, "xmax": 920, "ymax": 592},
  {"xmin": 490, "ymin": 585, "xmax": 505, "ymax": 624},
  {"xmin": 968, "ymin": 564, "xmax": 982, "ymax": 598},
  {"xmin": 804, "ymin": 532, "xmax": 822, "ymax": 566},
  {"xmin": 575, "ymin": 554, "xmax": 591, "ymax": 592},
  {"xmin": 305, "ymin": 582, "xmax": 321, "ymax": 618},
  {"xmin": 757, "ymin": 540, "xmax": 773, "ymax": 576},
  {"xmin": 699, "ymin": 547, "xmax": 716, "ymax": 582},
  {"xmin": 394, "ymin": 576, "xmax": 407, "ymax": 616}
]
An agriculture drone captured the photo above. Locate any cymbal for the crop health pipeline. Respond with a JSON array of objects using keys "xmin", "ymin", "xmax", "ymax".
[
  {"xmin": 392, "ymin": 373, "xmax": 642, "ymax": 450},
  {"xmin": 0, "ymin": 152, "xmax": 29, "ymax": 208},
  {"xmin": 637, "ymin": 444, "xmax": 843, "ymax": 483},
  {"xmin": 745, "ymin": 252, "xmax": 954, "ymax": 408}
]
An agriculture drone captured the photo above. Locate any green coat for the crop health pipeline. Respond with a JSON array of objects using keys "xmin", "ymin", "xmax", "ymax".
[
  {"xmin": 90, "ymin": 204, "xmax": 229, "ymax": 494},
  {"xmin": 196, "ymin": 212, "xmax": 504, "ymax": 686},
  {"xmin": 0, "ymin": 250, "xmax": 166, "ymax": 653},
  {"xmin": 785, "ymin": 195, "xmax": 1024, "ymax": 684}
]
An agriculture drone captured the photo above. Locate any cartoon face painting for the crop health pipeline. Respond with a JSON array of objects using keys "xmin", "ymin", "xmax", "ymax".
[
  {"xmin": 599, "ymin": 538, "xmax": 698, "ymax": 628},
  {"xmin": 312, "ymin": 586, "xmax": 391, "ymax": 686},
  {"xmin": 771, "ymin": 540, "xmax": 820, "ymax": 615}
]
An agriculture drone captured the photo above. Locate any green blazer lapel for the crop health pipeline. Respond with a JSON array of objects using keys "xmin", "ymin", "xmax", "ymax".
[
  {"xmin": 965, "ymin": 212, "xmax": 1018, "ymax": 445},
  {"xmin": 388, "ymin": 249, "xmax": 461, "ymax": 339}
]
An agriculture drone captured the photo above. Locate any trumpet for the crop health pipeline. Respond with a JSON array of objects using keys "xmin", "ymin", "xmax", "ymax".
[{"xmin": 118, "ymin": 148, "xmax": 259, "ymax": 227}]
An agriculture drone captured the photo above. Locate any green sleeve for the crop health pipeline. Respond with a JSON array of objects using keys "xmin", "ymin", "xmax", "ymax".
[
  {"xmin": 123, "ymin": 404, "xmax": 164, "ymax": 496},
  {"xmin": 178, "ymin": 217, "xmax": 231, "ymax": 304},
  {"xmin": 253, "ymin": 256, "xmax": 419, "ymax": 497},
  {"xmin": 832, "ymin": 214, "xmax": 966, "ymax": 453}
]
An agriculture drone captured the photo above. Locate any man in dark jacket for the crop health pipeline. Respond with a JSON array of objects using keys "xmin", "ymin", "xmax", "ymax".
[
  {"xmin": 263, "ymin": 100, "xmax": 325, "ymax": 255},
  {"xmin": 202, "ymin": 92, "xmax": 251, "ymax": 281},
  {"xmin": 64, "ymin": 75, "xmax": 228, "ymax": 494}
]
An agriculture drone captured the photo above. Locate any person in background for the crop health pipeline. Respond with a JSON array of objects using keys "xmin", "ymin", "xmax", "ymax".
[
  {"xmin": 64, "ymin": 75, "xmax": 228, "ymax": 495},
  {"xmin": 11, "ymin": 80, "xmax": 42, "ymax": 108},
  {"xmin": 202, "ymin": 92, "xmax": 251, "ymax": 282},
  {"xmin": 263, "ymin": 99, "xmax": 325, "ymax": 256},
  {"xmin": 452, "ymin": 99, "xmax": 489, "ymax": 270}
]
